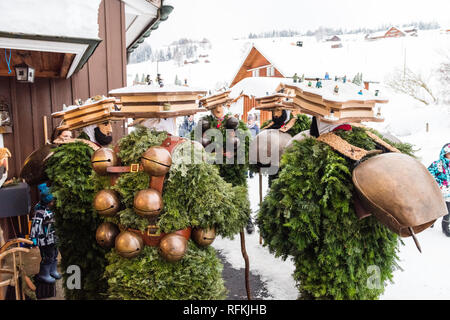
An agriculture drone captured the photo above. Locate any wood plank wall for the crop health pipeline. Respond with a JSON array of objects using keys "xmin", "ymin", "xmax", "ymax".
[
  {"xmin": 0, "ymin": 0, "xmax": 127, "ymax": 180},
  {"xmin": 242, "ymin": 96, "xmax": 272, "ymax": 126},
  {"xmin": 0, "ymin": 0, "xmax": 128, "ymax": 245}
]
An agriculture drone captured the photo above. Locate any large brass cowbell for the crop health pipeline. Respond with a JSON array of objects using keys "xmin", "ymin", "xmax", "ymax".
[{"xmin": 91, "ymin": 148, "xmax": 118, "ymax": 175}]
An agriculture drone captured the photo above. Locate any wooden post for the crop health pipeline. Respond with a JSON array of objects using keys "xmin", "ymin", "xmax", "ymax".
[
  {"xmin": 240, "ymin": 230, "xmax": 251, "ymax": 300},
  {"xmin": 426, "ymin": 123, "xmax": 429, "ymax": 133},
  {"xmin": 259, "ymin": 169, "xmax": 263, "ymax": 245},
  {"xmin": 43, "ymin": 116, "xmax": 49, "ymax": 144},
  {"xmin": 12, "ymin": 253, "xmax": 19, "ymax": 300}
]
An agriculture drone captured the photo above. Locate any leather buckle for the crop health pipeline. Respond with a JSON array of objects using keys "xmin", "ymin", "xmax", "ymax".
[
  {"xmin": 130, "ymin": 164, "xmax": 139, "ymax": 173},
  {"xmin": 146, "ymin": 225, "xmax": 160, "ymax": 237}
]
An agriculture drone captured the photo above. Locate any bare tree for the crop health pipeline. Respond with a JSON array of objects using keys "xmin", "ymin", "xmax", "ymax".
[
  {"xmin": 387, "ymin": 67, "xmax": 437, "ymax": 105},
  {"xmin": 438, "ymin": 55, "xmax": 450, "ymax": 104}
]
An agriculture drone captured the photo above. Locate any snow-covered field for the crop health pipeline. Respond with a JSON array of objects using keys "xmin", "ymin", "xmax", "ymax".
[{"xmin": 129, "ymin": 30, "xmax": 450, "ymax": 299}]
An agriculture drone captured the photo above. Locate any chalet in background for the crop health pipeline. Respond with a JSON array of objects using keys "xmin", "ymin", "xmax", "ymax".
[{"xmin": 365, "ymin": 26, "xmax": 418, "ymax": 41}]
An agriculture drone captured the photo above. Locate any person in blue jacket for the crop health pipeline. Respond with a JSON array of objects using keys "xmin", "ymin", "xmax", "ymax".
[
  {"xmin": 178, "ymin": 115, "xmax": 196, "ymax": 138},
  {"xmin": 428, "ymin": 143, "xmax": 450, "ymax": 236},
  {"xmin": 30, "ymin": 183, "xmax": 62, "ymax": 283}
]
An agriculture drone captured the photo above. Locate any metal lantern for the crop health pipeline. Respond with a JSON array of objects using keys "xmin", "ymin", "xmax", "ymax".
[
  {"xmin": 159, "ymin": 233, "xmax": 188, "ymax": 262},
  {"xmin": 133, "ymin": 189, "xmax": 163, "ymax": 218},
  {"xmin": 192, "ymin": 227, "xmax": 216, "ymax": 247},
  {"xmin": 141, "ymin": 146, "xmax": 172, "ymax": 176},
  {"xmin": 14, "ymin": 63, "xmax": 35, "ymax": 83},
  {"xmin": 93, "ymin": 189, "xmax": 120, "ymax": 217},
  {"xmin": 95, "ymin": 222, "xmax": 120, "ymax": 249},
  {"xmin": 115, "ymin": 231, "xmax": 144, "ymax": 258},
  {"xmin": 91, "ymin": 148, "xmax": 118, "ymax": 175}
]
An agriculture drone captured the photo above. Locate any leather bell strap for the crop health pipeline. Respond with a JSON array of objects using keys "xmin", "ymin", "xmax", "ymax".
[
  {"xmin": 105, "ymin": 136, "xmax": 186, "ymax": 180},
  {"xmin": 128, "ymin": 227, "xmax": 192, "ymax": 247},
  {"xmin": 150, "ymin": 135, "xmax": 186, "ymax": 193},
  {"xmin": 106, "ymin": 163, "xmax": 143, "ymax": 174}
]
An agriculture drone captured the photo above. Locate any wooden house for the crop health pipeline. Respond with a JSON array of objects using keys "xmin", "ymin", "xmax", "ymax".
[
  {"xmin": 326, "ymin": 35, "xmax": 342, "ymax": 42},
  {"xmin": 0, "ymin": 0, "xmax": 174, "ymax": 289},
  {"xmin": 229, "ymin": 42, "xmax": 346, "ymax": 124},
  {"xmin": 365, "ymin": 26, "xmax": 417, "ymax": 41}
]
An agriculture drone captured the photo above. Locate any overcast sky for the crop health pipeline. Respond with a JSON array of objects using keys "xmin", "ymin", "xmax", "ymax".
[{"xmin": 148, "ymin": 0, "xmax": 450, "ymax": 47}]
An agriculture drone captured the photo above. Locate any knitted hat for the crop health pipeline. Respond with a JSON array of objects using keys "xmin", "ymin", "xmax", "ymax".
[{"xmin": 38, "ymin": 183, "xmax": 54, "ymax": 205}]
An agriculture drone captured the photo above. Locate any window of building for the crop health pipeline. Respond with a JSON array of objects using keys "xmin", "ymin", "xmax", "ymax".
[
  {"xmin": 252, "ymin": 69, "xmax": 259, "ymax": 77},
  {"xmin": 267, "ymin": 66, "xmax": 275, "ymax": 77}
]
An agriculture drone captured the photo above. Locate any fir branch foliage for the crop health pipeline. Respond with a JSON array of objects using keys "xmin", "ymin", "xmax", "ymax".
[
  {"xmin": 258, "ymin": 131, "xmax": 410, "ymax": 299},
  {"xmin": 287, "ymin": 114, "xmax": 312, "ymax": 136},
  {"xmin": 191, "ymin": 113, "xmax": 251, "ymax": 187},
  {"xmin": 104, "ymin": 242, "xmax": 227, "ymax": 300},
  {"xmin": 117, "ymin": 125, "xmax": 168, "ymax": 165},
  {"xmin": 45, "ymin": 142, "xmax": 108, "ymax": 300}
]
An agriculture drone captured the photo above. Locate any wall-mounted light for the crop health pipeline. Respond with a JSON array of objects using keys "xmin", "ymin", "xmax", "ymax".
[{"xmin": 14, "ymin": 63, "xmax": 35, "ymax": 83}]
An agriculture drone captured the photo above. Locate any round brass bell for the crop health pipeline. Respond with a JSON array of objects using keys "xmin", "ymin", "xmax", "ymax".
[
  {"xmin": 19, "ymin": 144, "xmax": 56, "ymax": 185},
  {"xmin": 91, "ymin": 148, "xmax": 118, "ymax": 175},
  {"xmin": 95, "ymin": 222, "xmax": 120, "ymax": 249},
  {"xmin": 202, "ymin": 137, "xmax": 211, "ymax": 147},
  {"xmin": 200, "ymin": 119, "xmax": 211, "ymax": 132},
  {"xmin": 115, "ymin": 231, "xmax": 144, "ymax": 258},
  {"xmin": 159, "ymin": 233, "xmax": 188, "ymax": 262},
  {"xmin": 141, "ymin": 146, "xmax": 172, "ymax": 176},
  {"xmin": 93, "ymin": 189, "xmax": 120, "ymax": 217},
  {"xmin": 192, "ymin": 227, "xmax": 216, "ymax": 247},
  {"xmin": 233, "ymin": 137, "xmax": 240, "ymax": 150},
  {"xmin": 225, "ymin": 116, "xmax": 239, "ymax": 129},
  {"xmin": 133, "ymin": 189, "xmax": 163, "ymax": 218}
]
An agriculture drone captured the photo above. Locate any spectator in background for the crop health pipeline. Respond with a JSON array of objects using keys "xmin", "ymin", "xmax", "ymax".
[
  {"xmin": 428, "ymin": 143, "xmax": 450, "ymax": 236},
  {"xmin": 247, "ymin": 114, "xmax": 260, "ymax": 179},
  {"xmin": 52, "ymin": 129, "xmax": 72, "ymax": 144},
  {"xmin": 247, "ymin": 113, "xmax": 260, "ymax": 138},
  {"xmin": 178, "ymin": 115, "xmax": 196, "ymax": 138}
]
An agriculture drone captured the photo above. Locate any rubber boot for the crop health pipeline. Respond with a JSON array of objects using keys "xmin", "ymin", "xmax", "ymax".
[
  {"xmin": 442, "ymin": 214, "xmax": 450, "ymax": 237},
  {"xmin": 37, "ymin": 263, "xmax": 56, "ymax": 284},
  {"xmin": 50, "ymin": 261, "xmax": 62, "ymax": 280}
]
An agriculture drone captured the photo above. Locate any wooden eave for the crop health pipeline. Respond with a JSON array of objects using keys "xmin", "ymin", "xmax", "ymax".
[{"xmin": 0, "ymin": 31, "xmax": 101, "ymax": 79}]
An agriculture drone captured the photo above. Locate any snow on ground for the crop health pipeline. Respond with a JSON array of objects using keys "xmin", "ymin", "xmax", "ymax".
[{"xmin": 213, "ymin": 174, "xmax": 298, "ymax": 300}]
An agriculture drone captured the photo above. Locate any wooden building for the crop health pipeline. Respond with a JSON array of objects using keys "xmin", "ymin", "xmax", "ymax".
[
  {"xmin": 0, "ymin": 0, "xmax": 174, "ymax": 273},
  {"xmin": 365, "ymin": 26, "xmax": 417, "ymax": 41},
  {"xmin": 229, "ymin": 46, "xmax": 285, "ymax": 125},
  {"xmin": 326, "ymin": 35, "xmax": 342, "ymax": 42}
]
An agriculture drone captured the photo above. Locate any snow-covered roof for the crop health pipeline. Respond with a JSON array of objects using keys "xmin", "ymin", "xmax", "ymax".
[
  {"xmin": 0, "ymin": 0, "xmax": 103, "ymax": 78},
  {"xmin": 250, "ymin": 42, "xmax": 358, "ymax": 80},
  {"xmin": 124, "ymin": 0, "xmax": 175, "ymax": 53},
  {"xmin": 0, "ymin": 0, "xmax": 101, "ymax": 39},
  {"xmin": 367, "ymin": 26, "xmax": 409, "ymax": 39},
  {"xmin": 229, "ymin": 77, "xmax": 292, "ymax": 99},
  {"xmin": 109, "ymin": 84, "xmax": 207, "ymax": 95}
]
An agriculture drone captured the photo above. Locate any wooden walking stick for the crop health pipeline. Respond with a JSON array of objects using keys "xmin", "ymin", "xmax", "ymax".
[
  {"xmin": 43, "ymin": 116, "xmax": 50, "ymax": 145},
  {"xmin": 240, "ymin": 230, "xmax": 251, "ymax": 300},
  {"xmin": 259, "ymin": 169, "xmax": 263, "ymax": 245}
]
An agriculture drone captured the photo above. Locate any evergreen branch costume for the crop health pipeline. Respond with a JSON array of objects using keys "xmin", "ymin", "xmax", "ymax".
[
  {"xmin": 192, "ymin": 107, "xmax": 253, "ymax": 298},
  {"xmin": 46, "ymin": 142, "xmax": 109, "ymax": 299},
  {"xmin": 92, "ymin": 126, "xmax": 249, "ymax": 299},
  {"xmin": 257, "ymin": 126, "xmax": 418, "ymax": 299}
]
